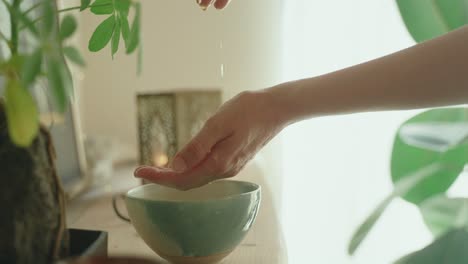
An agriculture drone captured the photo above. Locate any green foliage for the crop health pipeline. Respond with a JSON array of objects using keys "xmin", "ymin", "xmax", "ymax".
[
  {"xmin": 5, "ymin": 78, "xmax": 39, "ymax": 147},
  {"xmin": 394, "ymin": 229, "xmax": 468, "ymax": 264},
  {"xmin": 420, "ymin": 195, "xmax": 468, "ymax": 238},
  {"xmin": 0, "ymin": 0, "xmax": 142, "ymax": 147},
  {"xmin": 121, "ymin": 12, "xmax": 131, "ymax": 48},
  {"xmin": 349, "ymin": 108, "xmax": 468, "ymax": 255},
  {"xmin": 396, "ymin": 0, "xmax": 468, "ymax": 42},
  {"xmin": 112, "ymin": 18, "xmax": 121, "ymax": 58},
  {"xmin": 60, "ymin": 15, "xmax": 77, "ymax": 40},
  {"xmin": 86, "ymin": 0, "xmax": 141, "ymax": 70},
  {"xmin": 14, "ymin": 5, "xmax": 39, "ymax": 37},
  {"xmin": 126, "ymin": 2, "xmax": 140, "ymax": 54},
  {"xmin": 348, "ymin": 163, "xmax": 445, "ymax": 255},
  {"xmin": 80, "ymin": 0, "xmax": 92, "ymax": 11},
  {"xmin": 90, "ymin": 0, "xmax": 113, "ymax": 15},
  {"xmin": 349, "ymin": 1, "xmax": 468, "ymax": 261},
  {"xmin": 46, "ymin": 57, "xmax": 73, "ymax": 113},
  {"xmin": 63, "ymin": 46, "xmax": 86, "ymax": 67},
  {"xmin": 88, "ymin": 15, "xmax": 115, "ymax": 52},
  {"xmin": 21, "ymin": 49, "xmax": 42, "ymax": 86},
  {"xmin": 391, "ymin": 108, "xmax": 468, "ymax": 205},
  {"xmin": 42, "ymin": 1, "xmax": 56, "ymax": 36},
  {"xmin": 348, "ymin": 195, "xmax": 394, "ymax": 255}
]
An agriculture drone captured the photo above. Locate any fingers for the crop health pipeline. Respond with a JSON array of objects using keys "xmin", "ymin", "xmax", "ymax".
[
  {"xmin": 133, "ymin": 166, "xmax": 180, "ymax": 189},
  {"xmin": 198, "ymin": 0, "xmax": 213, "ymax": 9},
  {"xmin": 135, "ymin": 136, "xmax": 240, "ymax": 190},
  {"xmin": 171, "ymin": 120, "xmax": 226, "ymax": 172},
  {"xmin": 213, "ymin": 0, "xmax": 230, "ymax": 9},
  {"xmin": 196, "ymin": 0, "xmax": 230, "ymax": 10}
]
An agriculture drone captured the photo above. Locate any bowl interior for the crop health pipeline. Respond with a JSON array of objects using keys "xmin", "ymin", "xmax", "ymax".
[{"xmin": 126, "ymin": 180, "xmax": 259, "ymax": 202}]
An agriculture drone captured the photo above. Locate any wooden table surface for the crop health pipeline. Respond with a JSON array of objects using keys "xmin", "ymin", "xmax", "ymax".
[{"xmin": 66, "ymin": 163, "xmax": 288, "ymax": 263}]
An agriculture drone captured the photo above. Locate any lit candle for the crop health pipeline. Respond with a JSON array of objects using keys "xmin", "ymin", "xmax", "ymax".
[{"xmin": 153, "ymin": 153, "xmax": 169, "ymax": 167}]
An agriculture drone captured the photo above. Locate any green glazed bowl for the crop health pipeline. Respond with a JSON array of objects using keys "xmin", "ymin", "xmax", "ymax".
[{"xmin": 125, "ymin": 180, "xmax": 261, "ymax": 264}]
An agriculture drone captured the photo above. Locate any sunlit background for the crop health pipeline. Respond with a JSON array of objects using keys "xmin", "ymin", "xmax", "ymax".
[{"xmin": 280, "ymin": 1, "xmax": 427, "ymax": 263}]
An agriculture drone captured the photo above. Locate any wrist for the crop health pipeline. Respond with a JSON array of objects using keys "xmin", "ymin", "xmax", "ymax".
[{"xmin": 260, "ymin": 81, "xmax": 303, "ymax": 127}]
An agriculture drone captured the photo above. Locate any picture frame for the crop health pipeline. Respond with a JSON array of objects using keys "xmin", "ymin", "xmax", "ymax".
[{"xmin": 34, "ymin": 83, "xmax": 91, "ymax": 200}]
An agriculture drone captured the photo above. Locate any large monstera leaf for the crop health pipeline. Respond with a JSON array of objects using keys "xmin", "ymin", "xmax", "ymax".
[
  {"xmin": 394, "ymin": 228, "xmax": 468, "ymax": 264},
  {"xmin": 391, "ymin": 108, "xmax": 468, "ymax": 205},
  {"xmin": 396, "ymin": 0, "xmax": 468, "ymax": 43}
]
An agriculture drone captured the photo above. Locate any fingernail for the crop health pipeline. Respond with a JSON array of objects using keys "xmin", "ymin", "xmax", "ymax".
[
  {"xmin": 134, "ymin": 166, "xmax": 153, "ymax": 178},
  {"xmin": 172, "ymin": 157, "xmax": 187, "ymax": 172},
  {"xmin": 196, "ymin": 0, "xmax": 202, "ymax": 4}
]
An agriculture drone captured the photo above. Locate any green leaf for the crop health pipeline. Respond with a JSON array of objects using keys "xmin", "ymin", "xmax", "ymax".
[
  {"xmin": 396, "ymin": 0, "xmax": 468, "ymax": 43},
  {"xmin": 126, "ymin": 2, "xmax": 140, "ymax": 54},
  {"xmin": 42, "ymin": 1, "xmax": 56, "ymax": 35},
  {"xmin": 348, "ymin": 195, "xmax": 393, "ymax": 255},
  {"xmin": 4, "ymin": 79, "xmax": 39, "ymax": 147},
  {"xmin": 391, "ymin": 108, "xmax": 468, "ymax": 205},
  {"xmin": 80, "ymin": 0, "xmax": 92, "ymax": 11},
  {"xmin": 394, "ymin": 229, "xmax": 468, "ymax": 264},
  {"xmin": 420, "ymin": 195, "xmax": 468, "ymax": 238},
  {"xmin": 399, "ymin": 122, "xmax": 468, "ymax": 152},
  {"xmin": 120, "ymin": 14, "xmax": 131, "ymax": 49},
  {"xmin": 60, "ymin": 15, "xmax": 77, "ymax": 40},
  {"xmin": 111, "ymin": 17, "xmax": 121, "ymax": 58},
  {"xmin": 47, "ymin": 58, "xmax": 72, "ymax": 112},
  {"xmin": 22, "ymin": 48, "xmax": 42, "ymax": 86},
  {"xmin": 90, "ymin": 0, "xmax": 113, "ymax": 15},
  {"xmin": 348, "ymin": 163, "xmax": 445, "ymax": 255},
  {"xmin": 63, "ymin": 46, "xmax": 86, "ymax": 67},
  {"xmin": 115, "ymin": 0, "xmax": 131, "ymax": 16},
  {"xmin": 433, "ymin": 0, "xmax": 468, "ymax": 30},
  {"xmin": 88, "ymin": 15, "xmax": 116, "ymax": 52}
]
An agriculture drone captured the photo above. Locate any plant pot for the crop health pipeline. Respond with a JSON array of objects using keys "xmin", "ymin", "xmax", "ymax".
[
  {"xmin": 0, "ymin": 101, "xmax": 68, "ymax": 264},
  {"xmin": 68, "ymin": 229, "xmax": 108, "ymax": 258}
]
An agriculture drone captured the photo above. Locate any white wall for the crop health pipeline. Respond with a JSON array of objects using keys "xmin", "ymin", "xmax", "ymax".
[
  {"xmin": 78, "ymin": 1, "xmax": 285, "ymax": 208},
  {"xmin": 280, "ymin": 1, "xmax": 433, "ymax": 263}
]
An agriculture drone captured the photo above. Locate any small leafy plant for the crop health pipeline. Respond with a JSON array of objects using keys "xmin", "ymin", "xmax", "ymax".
[
  {"xmin": 348, "ymin": 1, "xmax": 468, "ymax": 263},
  {"xmin": 0, "ymin": 0, "xmax": 141, "ymax": 147}
]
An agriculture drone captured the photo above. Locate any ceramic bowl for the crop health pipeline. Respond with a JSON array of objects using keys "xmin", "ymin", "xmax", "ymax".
[{"xmin": 125, "ymin": 180, "xmax": 261, "ymax": 264}]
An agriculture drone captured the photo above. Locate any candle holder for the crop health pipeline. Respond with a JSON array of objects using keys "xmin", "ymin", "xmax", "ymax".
[{"xmin": 136, "ymin": 90, "xmax": 222, "ymax": 168}]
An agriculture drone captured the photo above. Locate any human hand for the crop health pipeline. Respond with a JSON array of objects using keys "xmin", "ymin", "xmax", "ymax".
[
  {"xmin": 197, "ymin": 0, "xmax": 231, "ymax": 10},
  {"xmin": 134, "ymin": 90, "xmax": 287, "ymax": 190}
]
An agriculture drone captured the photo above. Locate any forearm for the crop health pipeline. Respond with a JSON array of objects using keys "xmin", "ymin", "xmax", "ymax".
[{"xmin": 269, "ymin": 26, "xmax": 468, "ymax": 124}]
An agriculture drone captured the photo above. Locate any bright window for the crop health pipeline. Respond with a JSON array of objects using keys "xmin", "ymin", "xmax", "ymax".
[{"xmin": 280, "ymin": 1, "xmax": 433, "ymax": 263}]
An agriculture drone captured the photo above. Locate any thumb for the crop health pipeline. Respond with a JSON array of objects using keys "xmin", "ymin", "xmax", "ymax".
[{"xmin": 171, "ymin": 121, "xmax": 223, "ymax": 172}]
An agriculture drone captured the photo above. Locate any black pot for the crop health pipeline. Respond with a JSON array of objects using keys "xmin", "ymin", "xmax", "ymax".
[{"xmin": 68, "ymin": 229, "xmax": 108, "ymax": 258}]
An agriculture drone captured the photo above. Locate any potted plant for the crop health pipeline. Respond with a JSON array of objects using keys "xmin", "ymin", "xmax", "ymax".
[
  {"xmin": 348, "ymin": 1, "xmax": 468, "ymax": 263},
  {"xmin": 0, "ymin": 0, "xmax": 141, "ymax": 263}
]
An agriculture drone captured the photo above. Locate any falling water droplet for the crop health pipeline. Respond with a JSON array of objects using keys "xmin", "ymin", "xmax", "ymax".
[{"xmin": 219, "ymin": 40, "xmax": 224, "ymax": 79}]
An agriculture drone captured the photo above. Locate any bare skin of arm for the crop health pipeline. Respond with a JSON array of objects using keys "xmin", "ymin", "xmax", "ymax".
[{"xmin": 135, "ymin": 26, "xmax": 468, "ymax": 190}]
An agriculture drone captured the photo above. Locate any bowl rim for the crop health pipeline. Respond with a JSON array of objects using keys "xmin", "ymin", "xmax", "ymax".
[{"xmin": 125, "ymin": 180, "xmax": 261, "ymax": 204}]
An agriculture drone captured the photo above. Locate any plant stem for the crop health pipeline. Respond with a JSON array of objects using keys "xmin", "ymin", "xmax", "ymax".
[
  {"xmin": 24, "ymin": 3, "xmax": 113, "ymax": 30},
  {"xmin": 24, "ymin": 1, "xmax": 44, "ymax": 16},
  {"xmin": 10, "ymin": 0, "xmax": 20, "ymax": 55},
  {"xmin": 0, "ymin": 30, "xmax": 9, "ymax": 43}
]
